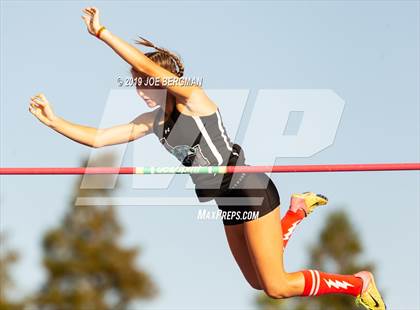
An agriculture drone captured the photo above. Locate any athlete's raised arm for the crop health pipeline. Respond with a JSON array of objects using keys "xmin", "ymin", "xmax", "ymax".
[
  {"xmin": 28, "ymin": 93, "xmax": 156, "ymax": 148},
  {"xmin": 81, "ymin": 7, "xmax": 199, "ymax": 101}
]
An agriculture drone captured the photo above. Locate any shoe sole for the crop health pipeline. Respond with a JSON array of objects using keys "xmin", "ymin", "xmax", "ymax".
[{"xmin": 316, "ymin": 193, "xmax": 328, "ymax": 203}]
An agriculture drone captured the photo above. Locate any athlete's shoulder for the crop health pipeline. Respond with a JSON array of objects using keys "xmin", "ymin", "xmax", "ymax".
[{"xmin": 184, "ymin": 87, "xmax": 218, "ymax": 116}]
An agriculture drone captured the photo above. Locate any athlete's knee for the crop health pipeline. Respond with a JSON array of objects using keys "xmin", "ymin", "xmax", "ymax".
[
  {"xmin": 263, "ymin": 282, "xmax": 294, "ymax": 299},
  {"xmin": 247, "ymin": 279, "xmax": 263, "ymax": 290}
]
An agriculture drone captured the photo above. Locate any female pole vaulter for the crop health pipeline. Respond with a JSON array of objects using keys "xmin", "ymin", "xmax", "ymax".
[{"xmin": 28, "ymin": 7, "xmax": 385, "ymax": 309}]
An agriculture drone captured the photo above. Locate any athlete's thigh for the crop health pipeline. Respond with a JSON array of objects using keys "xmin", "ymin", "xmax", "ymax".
[
  {"xmin": 224, "ymin": 223, "xmax": 262, "ymax": 290},
  {"xmin": 243, "ymin": 207, "xmax": 288, "ymax": 288}
]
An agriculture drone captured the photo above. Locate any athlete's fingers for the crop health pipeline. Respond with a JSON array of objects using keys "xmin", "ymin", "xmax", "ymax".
[
  {"xmin": 29, "ymin": 102, "xmax": 39, "ymax": 109},
  {"xmin": 82, "ymin": 15, "xmax": 92, "ymax": 26},
  {"xmin": 32, "ymin": 93, "xmax": 48, "ymax": 104},
  {"xmin": 40, "ymin": 93, "xmax": 48, "ymax": 104},
  {"xmin": 29, "ymin": 108, "xmax": 39, "ymax": 119},
  {"xmin": 32, "ymin": 94, "xmax": 44, "ymax": 103},
  {"xmin": 38, "ymin": 93, "xmax": 47, "ymax": 101},
  {"xmin": 29, "ymin": 106, "xmax": 41, "ymax": 118},
  {"xmin": 31, "ymin": 97, "xmax": 46, "ymax": 107},
  {"xmin": 29, "ymin": 100, "xmax": 39, "ymax": 108},
  {"xmin": 82, "ymin": 8, "xmax": 93, "ymax": 16},
  {"xmin": 30, "ymin": 103, "xmax": 44, "ymax": 112}
]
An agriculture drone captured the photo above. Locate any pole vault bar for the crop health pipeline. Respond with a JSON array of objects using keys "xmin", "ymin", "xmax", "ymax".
[{"xmin": 0, "ymin": 163, "xmax": 419, "ymax": 175}]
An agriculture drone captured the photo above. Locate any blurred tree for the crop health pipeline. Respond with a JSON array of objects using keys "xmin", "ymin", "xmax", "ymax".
[
  {"xmin": 0, "ymin": 233, "xmax": 22, "ymax": 310},
  {"xmin": 256, "ymin": 209, "xmax": 374, "ymax": 310},
  {"xmin": 33, "ymin": 155, "xmax": 157, "ymax": 310}
]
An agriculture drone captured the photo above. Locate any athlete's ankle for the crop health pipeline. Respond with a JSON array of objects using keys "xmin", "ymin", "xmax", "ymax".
[
  {"xmin": 288, "ymin": 207, "xmax": 306, "ymax": 218},
  {"xmin": 289, "ymin": 196, "xmax": 306, "ymax": 214},
  {"xmin": 354, "ymin": 271, "xmax": 372, "ymax": 294}
]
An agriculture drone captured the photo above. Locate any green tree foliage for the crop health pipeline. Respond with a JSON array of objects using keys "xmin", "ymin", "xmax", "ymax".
[
  {"xmin": 0, "ymin": 234, "xmax": 22, "ymax": 310},
  {"xmin": 256, "ymin": 209, "xmax": 374, "ymax": 310},
  {"xmin": 33, "ymin": 155, "xmax": 157, "ymax": 309}
]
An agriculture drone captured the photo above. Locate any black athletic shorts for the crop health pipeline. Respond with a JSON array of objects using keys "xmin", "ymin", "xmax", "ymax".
[{"xmin": 196, "ymin": 173, "xmax": 280, "ymax": 226}]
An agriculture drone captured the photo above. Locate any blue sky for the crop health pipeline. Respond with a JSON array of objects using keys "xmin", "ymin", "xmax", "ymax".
[{"xmin": 1, "ymin": 1, "xmax": 419, "ymax": 309}]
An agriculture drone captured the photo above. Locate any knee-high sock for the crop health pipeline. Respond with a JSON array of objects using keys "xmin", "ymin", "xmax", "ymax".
[
  {"xmin": 281, "ymin": 209, "xmax": 306, "ymax": 248},
  {"xmin": 301, "ymin": 270, "xmax": 363, "ymax": 297}
]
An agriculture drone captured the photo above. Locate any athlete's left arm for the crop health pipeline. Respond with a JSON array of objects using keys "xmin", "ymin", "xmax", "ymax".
[{"xmin": 82, "ymin": 7, "xmax": 200, "ymax": 101}]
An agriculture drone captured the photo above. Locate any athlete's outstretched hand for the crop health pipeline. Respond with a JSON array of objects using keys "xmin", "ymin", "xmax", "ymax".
[
  {"xmin": 29, "ymin": 93, "xmax": 57, "ymax": 127},
  {"xmin": 81, "ymin": 7, "xmax": 102, "ymax": 37}
]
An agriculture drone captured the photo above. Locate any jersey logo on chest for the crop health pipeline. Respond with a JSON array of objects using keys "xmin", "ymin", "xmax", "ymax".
[{"xmin": 159, "ymin": 138, "xmax": 210, "ymax": 167}]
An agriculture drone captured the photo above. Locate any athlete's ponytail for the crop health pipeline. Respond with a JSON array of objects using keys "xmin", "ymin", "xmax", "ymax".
[{"xmin": 135, "ymin": 36, "xmax": 184, "ymax": 78}]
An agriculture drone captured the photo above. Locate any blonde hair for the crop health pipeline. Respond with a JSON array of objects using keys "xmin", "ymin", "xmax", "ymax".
[{"xmin": 135, "ymin": 36, "xmax": 184, "ymax": 78}]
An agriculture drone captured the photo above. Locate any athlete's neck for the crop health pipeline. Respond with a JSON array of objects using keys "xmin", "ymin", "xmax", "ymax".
[{"xmin": 163, "ymin": 95, "xmax": 192, "ymax": 119}]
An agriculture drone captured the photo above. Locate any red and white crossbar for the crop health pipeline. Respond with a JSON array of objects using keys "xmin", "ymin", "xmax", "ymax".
[{"xmin": 0, "ymin": 163, "xmax": 419, "ymax": 175}]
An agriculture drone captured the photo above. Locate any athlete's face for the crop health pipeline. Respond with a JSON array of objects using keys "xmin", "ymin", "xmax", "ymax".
[
  {"xmin": 132, "ymin": 71, "xmax": 167, "ymax": 108},
  {"xmin": 136, "ymin": 87, "xmax": 166, "ymax": 109}
]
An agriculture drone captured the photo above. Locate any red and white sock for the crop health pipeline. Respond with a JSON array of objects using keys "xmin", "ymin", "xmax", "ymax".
[
  {"xmin": 301, "ymin": 270, "xmax": 363, "ymax": 297},
  {"xmin": 281, "ymin": 209, "xmax": 305, "ymax": 248}
]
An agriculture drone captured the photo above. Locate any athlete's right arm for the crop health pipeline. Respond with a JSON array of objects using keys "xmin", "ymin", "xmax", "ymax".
[{"xmin": 29, "ymin": 93, "xmax": 157, "ymax": 148}]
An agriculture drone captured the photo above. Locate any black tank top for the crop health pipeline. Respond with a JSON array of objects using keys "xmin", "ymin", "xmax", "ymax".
[{"xmin": 153, "ymin": 105, "xmax": 246, "ymax": 199}]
